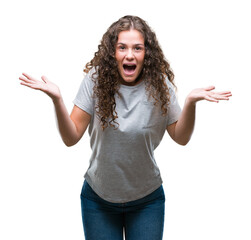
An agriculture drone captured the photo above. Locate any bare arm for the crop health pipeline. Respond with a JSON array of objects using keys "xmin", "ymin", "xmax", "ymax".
[
  {"xmin": 167, "ymin": 86, "xmax": 232, "ymax": 146},
  {"xmin": 19, "ymin": 73, "xmax": 90, "ymax": 146},
  {"xmin": 53, "ymin": 98, "xmax": 91, "ymax": 146}
]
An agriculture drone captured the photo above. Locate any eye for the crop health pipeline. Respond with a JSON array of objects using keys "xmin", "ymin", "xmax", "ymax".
[
  {"xmin": 135, "ymin": 46, "xmax": 144, "ymax": 51},
  {"xmin": 118, "ymin": 45, "xmax": 126, "ymax": 50}
]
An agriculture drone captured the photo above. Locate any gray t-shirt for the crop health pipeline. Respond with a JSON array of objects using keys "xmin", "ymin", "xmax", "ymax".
[{"xmin": 73, "ymin": 70, "xmax": 181, "ymax": 203}]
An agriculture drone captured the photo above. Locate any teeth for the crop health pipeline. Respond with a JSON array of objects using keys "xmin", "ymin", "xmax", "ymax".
[
  {"xmin": 123, "ymin": 63, "xmax": 136, "ymax": 66},
  {"xmin": 123, "ymin": 64, "xmax": 136, "ymax": 68}
]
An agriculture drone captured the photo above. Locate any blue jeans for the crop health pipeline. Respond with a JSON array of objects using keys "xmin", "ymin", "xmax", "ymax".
[{"xmin": 80, "ymin": 180, "xmax": 165, "ymax": 240}]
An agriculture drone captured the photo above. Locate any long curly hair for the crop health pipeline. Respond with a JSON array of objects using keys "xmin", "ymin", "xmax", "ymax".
[{"xmin": 84, "ymin": 15, "xmax": 176, "ymax": 130}]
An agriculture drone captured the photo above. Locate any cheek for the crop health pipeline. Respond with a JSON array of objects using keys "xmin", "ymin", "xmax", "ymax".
[
  {"xmin": 138, "ymin": 53, "xmax": 145, "ymax": 66},
  {"xmin": 115, "ymin": 51, "xmax": 123, "ymax": 63},
  {"xmin": 140, "ymin": 52, "xmax": 145, "ymax": 62},
  {"xmin": 115, "ymin": 52, "xmax": 119, "ymax": 63}
]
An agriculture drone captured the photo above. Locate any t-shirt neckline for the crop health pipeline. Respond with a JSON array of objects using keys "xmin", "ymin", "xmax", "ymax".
[{"xmin": 119, "ymin": 79, "xmax": 145, "ymax": 89}]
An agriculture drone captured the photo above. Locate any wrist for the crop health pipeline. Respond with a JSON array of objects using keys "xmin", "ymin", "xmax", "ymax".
[
  {"xmin": 52, "ymin": 95, "xmax": 63, "ymax": 105},
  {"xmin": 185, "ymin": 95, "xmax": 197, "ymax": 107}
]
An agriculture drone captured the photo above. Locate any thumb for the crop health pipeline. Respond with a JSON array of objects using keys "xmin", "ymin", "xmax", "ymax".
[
  {"xmin": 41, "ymin": 75, "xmax": 49, "ymax": 83},
  {"xmin": 204, "ymin": 85, "xmax": 215, "ymax": 91}
]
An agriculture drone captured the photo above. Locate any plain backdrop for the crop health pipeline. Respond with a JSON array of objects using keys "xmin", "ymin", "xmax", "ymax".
[{"xmin": 1, "ymin": 0, "xmax": 250, "ymax": 239}]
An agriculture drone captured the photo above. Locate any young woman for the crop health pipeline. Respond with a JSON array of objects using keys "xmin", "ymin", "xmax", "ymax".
[{"xmin": 19, "ymin": 15, "xmax": 232, "ymax": 240}]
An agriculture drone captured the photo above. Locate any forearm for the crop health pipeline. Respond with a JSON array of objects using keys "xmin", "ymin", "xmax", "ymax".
[
  {"xmin": 174, "ymin": 98, "xmax": 196, "ymax": 145},
  {"xmin": 168, "ymin": 86, "xmax": 231, "ymax": 145},
  {"xmin": 19, "ymin": 73, "xmax": 88, "ymax": 146},
  {"xmin": 53, "ymin": 97, "xmax": 79, "ymax": 146}
]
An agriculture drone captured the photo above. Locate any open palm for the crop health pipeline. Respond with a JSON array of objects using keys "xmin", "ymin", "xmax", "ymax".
[
  {"xmin": 187, "ymin": 86, "xmax": 232, "ymax": 104},
  {"xmin": 19, "ymin": 73, "xmax": 61, "ymax": 101}
]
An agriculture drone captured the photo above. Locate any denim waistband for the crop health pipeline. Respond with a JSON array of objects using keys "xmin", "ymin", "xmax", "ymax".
[{"xmin": 81, "ymin": 179, "xmax": 165, "ymax": 206}]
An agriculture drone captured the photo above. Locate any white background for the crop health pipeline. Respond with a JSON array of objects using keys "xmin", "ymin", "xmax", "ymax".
[{"xmin": 1, "ymin": 0, "xmax": 250, "ymax": 239}]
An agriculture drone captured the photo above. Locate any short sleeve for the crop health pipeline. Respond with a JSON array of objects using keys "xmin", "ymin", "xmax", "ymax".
[
  {"xmin": 73, "ymin": 71, "xmax": 95, "ymax": 116},
  {"xmin": 166, "ymin": 78, "xmax": 182, "ymax": 126}
]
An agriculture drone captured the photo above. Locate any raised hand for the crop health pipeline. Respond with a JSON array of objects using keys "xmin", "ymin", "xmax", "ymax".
[
  {"xmin": 186, "ymin": 86, "xmax": 232, "ymax": 105},
  {"xmin": 19, "ymin": 73, "xmax": 61, "ymax": 101}
]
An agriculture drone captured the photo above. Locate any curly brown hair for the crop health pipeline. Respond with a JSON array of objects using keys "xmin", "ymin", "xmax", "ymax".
[{"xmin": 84, "ymin": 15, "xmax": 176, "ymax": 130}]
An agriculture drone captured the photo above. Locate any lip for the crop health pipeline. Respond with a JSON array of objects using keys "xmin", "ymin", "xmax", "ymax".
[
  {"xmin": 122, "ymin": 63, "xmax": 137, "ymax": 76},
  {"xmin": 123, "ymin": 62, "xmax": 137, "ymax": 66}
]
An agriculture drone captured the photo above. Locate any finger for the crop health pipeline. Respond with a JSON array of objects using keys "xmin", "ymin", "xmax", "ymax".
[
  {"xmin": 204, "ymin": 86, "xmax": 215, "ymax": 91},
  {"xmin": 205, "ymin": 95, "xmax": 219, "ymax": 103},
  {"xmin": 20, "ymin": 81, "xmax": 39, "ymax": 90},
  {"xmin": 211, "ymin": 93, "xmax": 231, "ymax": 100},
  {"xmin": 22, "ymin": 72, "xmax": 35, "ymax": 80},
  {"xmin": 216, "ymin": 96, "xmax": 230, "ymax": 100},
  {"xmin": 19, "ymin": 76, "xmax": 35, "ymax": 84},
  {"xmin": 221, "ymin": 93, "xmax": 232, "ymax": 98},
  {"xmin": 209, "ymin": 92, "xmax": 230, "ymax": 100},
  {"xmin": 216, "ymin": 91, "xmax": 232, "ymax": 95},
  {"xmin": 219, "ymin": 91, "xmax": 231, "ymax": 94},
  {"xmin": 41, "ymin": 75, "xmax": 49, "ymax": 83},
  {"xmin": 21, "ymin": 73, "xmax": 37, "ymax": 83},
  {"xmin": 225, "ymin": 93, "xmax": 232, "ymax": 97}
]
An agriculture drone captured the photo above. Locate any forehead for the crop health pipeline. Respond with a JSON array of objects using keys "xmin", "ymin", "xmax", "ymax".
[{"xmin": 117, "ymin": 29, "xmax": 144, "ymax": 44}]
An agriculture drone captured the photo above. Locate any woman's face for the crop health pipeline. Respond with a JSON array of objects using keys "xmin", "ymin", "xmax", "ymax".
[{"xmin": 115, "ymin": 29, "xmax": 145, "ymax": 86}]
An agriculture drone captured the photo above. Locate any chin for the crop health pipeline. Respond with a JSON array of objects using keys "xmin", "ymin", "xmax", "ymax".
[{"xmin": 120, "ymin": 74, "xmax": 143, "ymax": 86}]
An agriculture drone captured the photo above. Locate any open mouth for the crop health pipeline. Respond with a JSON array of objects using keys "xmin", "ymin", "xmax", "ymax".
[{"xmin": 123, "ymin": 63, "xmax": 136, "ymax": 75}]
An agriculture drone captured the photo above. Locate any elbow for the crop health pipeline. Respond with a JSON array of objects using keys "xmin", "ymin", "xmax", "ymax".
[
  {"xmin": 63, "ymin": 138, "xmax": 78, "ymax": 147},
  {"xmin": 178, "ymin": 141, "xmax": 189, "ymax": 146},
  {"xmin": 176, "ymin": 137, "xmax": 190, "ymax": 146},
  {"xmin": 64, "ymin": 142, "xmax": 75, "ymax": 147},
  {"xmin": 174, "ymin": 132, "xmax": 193, "ymax": 146}
]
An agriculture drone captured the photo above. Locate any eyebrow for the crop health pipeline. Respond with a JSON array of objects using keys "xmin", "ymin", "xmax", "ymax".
[{"xmin": 116, "ymin": 43, "xmax": 145, "ymax": 46}]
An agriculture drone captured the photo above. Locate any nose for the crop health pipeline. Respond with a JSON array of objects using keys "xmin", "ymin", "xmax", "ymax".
[{"xmin": 125, "ymin": 48, "xmax": 134, "ymax": 60}]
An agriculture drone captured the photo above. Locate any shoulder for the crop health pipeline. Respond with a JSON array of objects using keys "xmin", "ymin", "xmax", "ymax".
[
  {"xmin": 82, "ymin": 68, "xmax": 97, "ymax": 89},
  {"xmin": 164, "ymin": 76, "xmax": 176, "ymax": 94},
  {"xmin": 163, "ymin": 75, "xmax": 173, "ymax": 87},
  {"xmin": 85, "ymin": 67, "xmax": 98, "ymax": 81}
]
